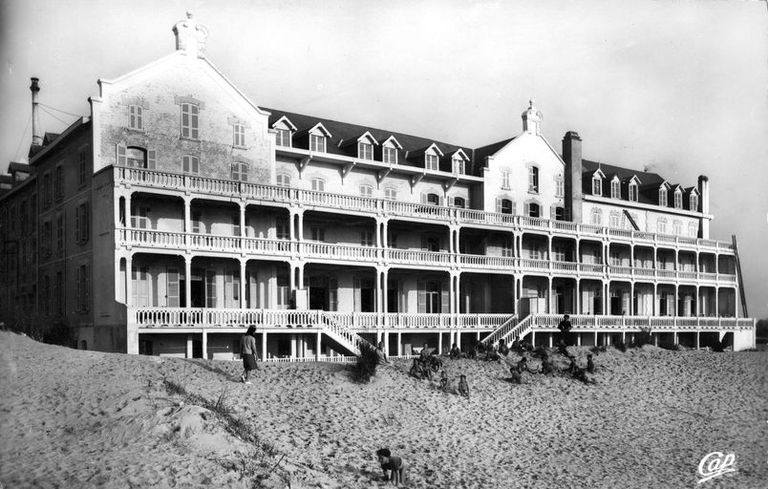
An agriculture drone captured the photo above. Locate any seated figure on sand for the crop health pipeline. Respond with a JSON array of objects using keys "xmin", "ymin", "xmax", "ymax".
[
  {"xmin": 376, "ymin": 448, "xmax": 407, "ymax": 486},
  {"xmin": 540, "ymin": 354, "xmax": 556, "ymax": 375},
  {"xmin": 449, "ymin": 343, "xmax": 464, "ymax": 359},
  {"xmin": 498, "ymin": 339, "xmax": 510, "ymax": 356},
  {"xmin": 376, "ymin": 340, "xmax": 391, "ymax": 365},
  {"xmin": 409, "ymin": 358, "xmax": 428, "ymax": 380},
  {"xmin": 439, "ymin": 369, "xmax": 455, "ymax": 394},
  {"xmin": 587, "ymin": 354, "xmax": 595, "ymax": 373},
  {"xmin": 458, "ymin": 374, "xmax": 470, "ymax": 398}
]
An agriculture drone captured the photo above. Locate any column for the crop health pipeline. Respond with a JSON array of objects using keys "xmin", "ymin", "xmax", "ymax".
[
  {"xmin": 547, "ymin": 276, "xmax": 553, "ymax": 314},
  {"xmin": 297, "ymin": 212, "xmax": 304, "ymax": 241},
  {"xmin": 715, "ymin": 287, "xmax": 719, "ymax": 317},
  {"xmin": 456, "ymin": 331, "xmax": 462, "ymax": 350},
  {"xmin": 382, "ymin": 270, "xmax": 389, "ymax": 328},
  {"xmin": 603, "ymin": 282, "xmax": 609, "ymax": 315},
  {"xmin": 375, "ymin": 269, "xmax": 383, "ymax": 325},
  {"xmin": 576, "ymin": 279, "xmax": 581, "ymax": 315},
  {"xmin": 239, "ymin": 259, "xmax": 247, "ymax": 309},
  {"xmin": 289, "ymin": 210, "xmax": 296, "ymax": 241},
  {"xmin": 261, "ymin": 331, "xmax": 267, "ymax": 361},
  {"xmin": 629, "ymin": 282, "xmax": 634, "ymax": 315},
  {"xmin": 125, "ymin": 193, "xmax": 132, "ymax": 228},
  {"xmin": 653, "ymin": 283, "xmax": 657, "ymax": 316},
  {"xmin": 316, "ymin": 331, "xmax": 322, "ymax": 360},
  {"xmin": 375, "ymin": 219, "xmax": 382, "ymax": 249},
  {"xmin": 290, "ymin": 335, "xmax": 297, "ymax": 358},
  {"xmin": 186, "ymin": 334, "xmax": 193, "ymax": 358},
  {"xmin": 126, "ymin": 254, "xmax": 133, "ymax": 307},
  {"xmin": 735, "ymin": 287, "xmax": 740, "ymax": 319},
  {"xmin": 674, "ymin": 285, "xmax": 678, "ymax": 316},
  {"xmin": 185, "ymin": 255, "xmax": 192, "ymax": 308},
  {"xmin": 397, "ymin": 332, "xmax": 402, "ymax": 356},
  {"xmin": 201, "ymin": 330, "xmax": 208, "ymax": 360},
  {"xmin": 438, "ymin": 332, "xmax": 443, "ymax": 355},
  {"xmin": 184, "ymin": 197, "xmax": 191, "ymax": 232},
  {"xmin": 239, "ymin": 203, "xmax": 246, "ymax": 237}
]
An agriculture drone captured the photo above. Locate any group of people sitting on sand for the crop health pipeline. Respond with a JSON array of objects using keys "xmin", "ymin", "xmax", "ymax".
[{"xmin": 408, "ymin": 343, "xmax": 470, "ymax": 398}]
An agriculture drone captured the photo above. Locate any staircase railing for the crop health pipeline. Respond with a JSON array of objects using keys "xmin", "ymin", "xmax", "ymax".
[
  {"xmin": 479, "ymin": 314, "xmax": 518, "ymax": 345},
  {"xmin": 318, "ymin": 312, "xmax": 373, "ymax": 356}
]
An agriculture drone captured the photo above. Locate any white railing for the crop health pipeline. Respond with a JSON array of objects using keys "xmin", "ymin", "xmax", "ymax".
[
  {"xmin": 526, "ymin": 314, "xmax": 754, "ymax": 332},
  {"xmin": 383, "ymin": 313, "xmax": 452, "ymax": 329},
  {"xmin": 480, "ymin": 314, "xmax": 520, "ymax": 345},
  {"xmin": 116, "ymin": 166, "xmax": 736, "ymax": 254}
]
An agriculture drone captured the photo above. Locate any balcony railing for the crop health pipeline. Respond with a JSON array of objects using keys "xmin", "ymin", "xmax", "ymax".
[
  {"xmin": 119, "ymin": 228, "xmax": 739, "ymax": 285},
  {"xmin": 528, "ymin": 314, "xmax": 754, "ymax": 332},
  {"xmin": 115, "ymin": 167, "xmax": 736, "ymax": 253}
]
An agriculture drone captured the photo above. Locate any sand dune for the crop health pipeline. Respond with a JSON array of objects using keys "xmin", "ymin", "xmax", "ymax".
[{"xmin": 1, "ymin": 331, "xmax": 766, "ymax": 488}]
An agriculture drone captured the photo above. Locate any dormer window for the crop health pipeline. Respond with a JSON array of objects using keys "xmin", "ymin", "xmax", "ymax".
[
  {"xmin": 674, "ymin": 189, "xmax": 683, "ymax": 209},
  {"xmin": 528, "ymin": 166, "xmax": 539, "ymax": 193},
  {"xmin": 358, "ymin": 141, "xmax": 374, "ymax": 161},
  {"xmin": 592, "ymin": 175, "xmax": 602, "ymax": 196},
  {"xmin": 426, "ymin": 154, "xmax": 439, "ymax": 171},
  {"xmin": 275, "ymin": 128, "xmax": 291, "ymax": 147},
  {"xmin": 689, "ymin": 193, "xmax": 698, "ymax": 211},
  {"xmin": 452, "ymin": 157, "xmax": 465, "ymax": 174},
  {"xmin": 659, "ymin": 187, "xmax": 668, "ymax": 207},
  {"xmin": 383, "ymin": 146, "xmax": 398, "ymax": 165},
  {"xmin": 629, "ymin": 181, "xmax": 639, "ymax": 202},
  {"xmin": 610, "ymin": 178, "xmax": 620, "ymax": 199},
  {"xmin": 310, "ymin": 134, "xmax": 326, "ymax": 153}
]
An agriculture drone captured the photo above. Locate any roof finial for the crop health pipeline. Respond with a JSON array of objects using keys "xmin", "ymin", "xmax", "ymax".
[
  {"xmin": 173, "ymin": 12, "xmax": 209, "ymax": 57},
  {"xmin": 529, "ymin": 99, "xmax": 535, "ymax": 109},
  {"xmin": 186, "ymin": 11, "xmax": 193, "ymax": 19}
]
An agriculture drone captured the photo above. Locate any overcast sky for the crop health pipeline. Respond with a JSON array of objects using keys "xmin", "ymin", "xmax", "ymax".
[{"xmin": 1, "ymin": 0, "xmax": 766, "ymax": 318}]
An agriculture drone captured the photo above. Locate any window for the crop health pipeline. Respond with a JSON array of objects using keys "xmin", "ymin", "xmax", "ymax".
[
  {"xmin": 609, "ymin": 211, "xmax": 620, "ymax": 228},
  {"xmin": 502, "ymin": 170, "xmax": 511, "ymax": 190},
  {"xmin": 453, "ymin": 197, "xmax": 466, "ymax": 208},
  {"xmin": 497, "ymin": 199, "xmax": 514, "ymax": 215},
  {"xmin": 56, "ymin": 213, "xmax": 64, "ymax": 255},
  {"xmin": 688, "ymin": 222, "xmax": 697, "ymax": 237},
  {"xmin": 205, "ymin": 271, "xmax": 217, "ymax": 308},
  {"xmin": 231, "ymin": 161, "xmax": 248, "ymax": 181},
  {"xmin": 502, "ymin": 237, "xmax": 513, "ymax": 257},
  {"xmin": 359, "ymin": 184, "xmax": 373, "ymax": 198},
  {"xmin": 689, "ymin": 193, "xmax": 698, "ymax": 211},
  {"xmin": 77, "ymin": 264, "xmax": 90, "ymax": 312},
  {"xmin": 528, "ymin": 166, "xmax": 539, "ymax": 193},
  {"xmin": 556, "ymin": 175, "xmax": 564, "ymax": 198},
  {"xmin": 425, "ymin": 154, "xmax": 439, "ymax": 171},
  {"xmin": 182, "ymin": 155, "xmax": 199, "ymax": 174},
  {"xmin": 129, "ymin": 105, "xmax": 143, "ymax": 130},
  {"xmin": 591, "ymin": 208, "xmax": 602, "ymax": 226},
  {"xmin": 43, "ymin": 172, "xmax": 51, "ymax": 207},
  {"xmin": 674, "ymin": 190, "xmax": 682, "ymax": 209},
  {"xmin": 384, "ymin": 187, "xmax": 397, "ymax": 200},
  {"xmin": 276, "ymin": 218, "xmax": 289, "ymax": 240},
  {"xmin": 358, "ymin": 141, "xmax": 374, "ymax": 160},
  {"xmin": 360, "ymin": 231, "xmax": 374, "ymax": 246},
  {"xmin": 276, "ymin": 173, "xmax": 290, "ymax": 187},
  {"xmin": 78, "ymin": 150, "xmax": 87, "ymax": 186},
  {"xmin": 55, "ymin": 272, "xmax": 63, "ymax": 314},
  {"xmin": 233, "ymin": 123, "xmax": 245, "ymax": 147},
  {"xmin": 383, "ymin": 146, "xmax": 397, "ymax": 165},
  {"xmin": 659, "ymin": 187, "xmax": 668, "ymax": 206},
  {"xmin": 609, "ymin": 251, "xmax": 621, "ymax": 266},
  {"xmin": 553, "ymin": 246, "xmax": 566, "ymax": 262},
  {"xmin": 452, "ymin": 157, "xmax": 465, "ymax": 174},
  {"xmin": 592, "ymin": 175, "xmax": 602, "ymax": 196},
  {"xmin": 75, "ymin": 201, "xmax": 90, "ymax": 243},
  {"xmin": 310, "ymin": 134, "xmax": 326, "ymax": 152},
  {"xmin": 611, "ymin": 179, "xmax": 620, "ymax": 199},
  {"xmin": 527, "ymin": 202, "xmax": 540, "ymax": 218},
  {"xmin": 673, "ymin": 220, "xmax": 682, "ymax": 236},
  {"xmin": 554, "ymin": 206, "xmax": 565, "ymax": 221},
  {"xmin": 311, "ymin": 178, "xmax": 325, "ymax": 192},
  {"xmin": 42, "ymin": 221, "xmax": 52, "ymax": 257},
  {"xmin": 657, "ymin": 218, "xmax": 667, "ymax": 234},
  {"xmin": 311, "ymin": 226, "xmax": 325, "ymax": 242},
  {"xmin": 180, "ymin": 103, "xmax": 199, "ymax": 139},
  {"xmin": 426, "ymin": 193, "xmax": 440, "ymax": 206},
  {"xmin": 629, "ymin": 182, "xmax": 638, "ymax": 202},
  {"xmin": 55, "ymin": 165, "xmax": 64, "ymax": 201},
  {"xmin": 131, "ymin": 206, "xmax": 150, "ymax": 229},
  {"xmin": 424, "ymin": 237, "xmax": 440, "ymax": 252},
  {"xmin": 191, "ymin": 211, "xmax": 202, "ymax": 234},
  {"xmin": 275, "ymin": 128, "xmax": 291, "ymax": 147},
  {"xmin": 126, "ymin": 147, "xmax": 147, "ymax": 168}
]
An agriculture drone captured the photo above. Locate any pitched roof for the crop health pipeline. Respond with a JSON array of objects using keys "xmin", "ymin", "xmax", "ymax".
[
  {"xmin": 8, "ymin": 162, "xmax": 31, "ymax": 174},
  {"xmin": 473, "ymin": 138, "xmax": 515, "ymax": 166}
]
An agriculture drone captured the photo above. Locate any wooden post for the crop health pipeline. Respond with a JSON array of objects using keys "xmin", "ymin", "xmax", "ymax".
[
  {"xmin": 261, "ymin": 331, "xmax": 267, "ymax": 361},
  {"xmin": 201, "ymin": 329, "xmax": 208, "ymax": 360}
]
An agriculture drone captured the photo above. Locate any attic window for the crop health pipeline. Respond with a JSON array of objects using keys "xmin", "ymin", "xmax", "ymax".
[
  {"xmin": 383, "ymin": 146, "xmax": 397, "ymax": 165},
  {"xmin": 452, "ymin": 157, "xmax": 465, "ymax": 175},
  {"xmin": 592, "ymin": 175, "xmax": 602, "ymax": 196},
  {"xmin": 610, "ymin": 179, "xmax": 620, "ymax": 199},
  {"xmin": 674, "ymin": 190, "xmax": 683, "ymax": 209},
  {"xmin": 358, "ymin": 141, "xmax": 374, "ymax": 161},
  {"xmin": 629, "ymin": 181, "xmax": 638, "ymax": 202},
  {"xmin": 689, "ymin": 193, "xmax": 698, "ymax": 211},
  {"xmin": 659, "ymin": 187, "xmax": 668, "ymax": 207},
  {"xmin": 310, "ymin": 134, "xmax": 326, "ymax": 153},
  {"xmin": 425, "ymin": 154, "xmax": 439, "ymax": 171}
]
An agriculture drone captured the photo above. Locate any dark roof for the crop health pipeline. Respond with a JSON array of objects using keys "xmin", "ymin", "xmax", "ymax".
[
  {"xmin": 473, "ymin": 138, "xmax": 515, "ymax": 166},
  {"xmin": 8, "ymin": 162, "xmax": 31, "ymax": 174},
  {"xmin": 582, "ymin": 159, "xmax": 664, "ymax": 186},
  {"xmin": 43, "ymin": 132, "xmax": 60, "ymax": 145},
  {"xmin": 263, "ymin": 108, "xmax": 481, "ymax": 175},
  {"xmin": 0, "ymin": 175, "xmax": 12, "ymax": 185}
]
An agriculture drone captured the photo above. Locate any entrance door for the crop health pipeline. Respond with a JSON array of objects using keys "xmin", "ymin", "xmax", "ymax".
[
  {"xmin": 387, "ymin": 280, "xmax": 399, "ymax": 313},
  {"xmin": 360, "ymin": 279, "xmax": 375, "ymax": 312},
  {"xmin": 191, "ymin": 268, "xmax": 204, "ymax": 307}
]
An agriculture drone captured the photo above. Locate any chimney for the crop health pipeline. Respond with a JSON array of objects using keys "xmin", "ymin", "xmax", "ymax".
[
  {"xmin": 563, "ymin": 131, "xmax": 583, "ymax": 223},
  {"xmin": 698, "ymin": 175, "xmax": 710, "ymax": 239},
  {"xmin": 30, "ymin": 77, "xmax": 42, "ymax": 147},
  {"xmin": 521, "ymin": 99, "xmax": 543, "ymax": 135},
  {"xmin": 173, "ymin": 12, "xmax": 209, "ymax": 58}
]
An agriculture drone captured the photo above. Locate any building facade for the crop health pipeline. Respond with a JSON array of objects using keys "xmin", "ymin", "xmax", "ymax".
[{"xmin": 0, "ymin": 15, "xmax": 755, "ymax": 358}]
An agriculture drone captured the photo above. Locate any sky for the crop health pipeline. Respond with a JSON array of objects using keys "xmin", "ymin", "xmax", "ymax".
[{"xmin": 1, "ymin": 0, "xmax": 766, "ymax": 318}]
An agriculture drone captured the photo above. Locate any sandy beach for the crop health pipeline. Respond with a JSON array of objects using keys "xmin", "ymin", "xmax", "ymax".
[{"xmin": 1, "ymin": 331, "xmax": 766, "ymax": 488}]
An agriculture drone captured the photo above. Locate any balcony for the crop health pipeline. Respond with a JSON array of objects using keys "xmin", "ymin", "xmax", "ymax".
[
  {"xmin": 119, "ymin": 228, "xmax": 739, "ymax": 285},
  {"xmin": 115, "ymin": 167, "xmax": 736, "ymax": 254}
]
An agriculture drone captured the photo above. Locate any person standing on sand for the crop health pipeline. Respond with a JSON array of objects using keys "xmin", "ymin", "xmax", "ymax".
[
  {"xmin": 239, "ymin": 326, "xmax": 258, "ymax": 384},
  {"xmin": 558, "ymin": 314, "xmax": 573, "ymax": 346}
]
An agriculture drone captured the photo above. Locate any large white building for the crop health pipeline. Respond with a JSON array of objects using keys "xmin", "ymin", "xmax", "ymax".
[{"xmin": 0, "ymin": 14, "xmax": 755, "ymax": 358}]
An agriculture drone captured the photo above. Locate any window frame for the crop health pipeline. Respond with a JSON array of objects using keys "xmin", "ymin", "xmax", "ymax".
[
  {"xmin": 129, "ymin": 105, "xmax": 143, "ymax": 131},
  {"xmin": 358, "ymin": 141, "xmax": 374, "ymax": 161},
  {"xmin": 628, "ymin": 182, "xmax": 638, "ymax": 202},
  {"xmin": 311, "ymin": 177, "xmax": 326, "ymax": 192},
  {"xmin": 659, "ymin": 187, "xmax": 668, "ymax": 207},
  {"xmin": 275, "ymin": 128, "xmax": 292, "ymax": 147},
  {"xmin": 359, "ymin": 184, "xmax": 373, "ymax": 198},
  {"xmin": 231, "ymin": 161, "xmax": 248, "ymax": 182},
  {"xmin": 674, "ymin": 189, "xmax": 683, "ymax": 209},
  {"xmin": 384, "ymin": 187, "xmax": 397, "ymax": 201},
  {"xmin": 425, "ymin": 153, "xmax": 439, "ymax": 171},
  {"xmin": 180, "ymin": 102, "xmax": 199, "ymax": 140},
  {"xmin": 233, "ymin": 123, "xmax": 246, "ymax": 148},
  {"xmin": 528, "ymin": 166, "xmax": 540, "ymax": 193},
  {"xmin": 310, "ymin": 134, "xmax": 326, "ymax": 153},
  {"xmin": 592, "ymin": 175, "xmax": 602, "ymax": 196},
  {"xmin": 276, "ymin": 173, "xmax": 291, "ymax": 187},
  {"xmin": 182, "ymin": 155, "xmax": 200, "ymax": 175},
  {"xmin": 555, "ymin": 174, "xmax": 564, "ymax": 198},
  {"xmin": 610, "ymin": 178, "xmax": 620, "ymax": 199},
  {"xmin": 689, "ymin": 193, "xmax": 698, "ymax": 211},
  {"xmin": 383, "ymin": 146, "xmax": 398, "ymax": 165}
]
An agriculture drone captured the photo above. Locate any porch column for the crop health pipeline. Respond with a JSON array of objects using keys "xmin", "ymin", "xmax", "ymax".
[
  {"xmin": 734, "ymin": 287, "xmax": 740, "ymax": 319},
  {"xmin": 375, "ymin": 269, "xmax": 384, "ymax": 326},
  {"xmin": 603, "ymin": 281, "xmax": 609, "ymax": 316},
  {"xmin": 187, "ymin": 334, "xmax": 193, "ymax": 358},
  {"xmin": 239, "ymin": 202, "xmax": 246, "ymax": 237},
  {"xmin": 240, "ymin": 259, "xmax": 247, "ymax": 309},
  {"xmin": 183, "ymin": 197, "xmax": 191, "ymax": 232},
  {"xmin": 125, "ymin": 193, "xmax": 132, "ymax": 228},
  {"xmin": 696, "ymin": 331, "xmax": 700, "ymax": 350},
  {"xmin": 653, "ymin": 283, "xmax": 657, "ymax": 316},
  {"xmin": 438, "ymin": 331, "xmax": 443, "ymax": 355},
  {"xmin": 674, "ymin": 285, "xmax": 678, "ymax": 316},
  {"xmin": 547, "ymin": 276, "xmax": 553, "ymax": 314},
  {"xmin": 576, "ymin": 279, "xmax": 581, "ymax": 314},
  {"xmin": 261, "ymin": 331, "xmax": 267, "ymax": 361},
  {"xmin": 289, "ymin": 210, "xmax": 297, "ymax": 241},
  {"xmin": 629, "ymin": 282, "xmax": 634, "ymax": 315},
  {"xmin": 126, "ymin": 254, "xmax": 133, "ymax": 307},
  {"xmin": 316, "ymin": 331, "xmax": 322, "ymax": 360},
  {"xmin": 290, "ymin": 335, "xmax": 297, "ymax": 358},
  {"xmin": 695, "ymin": 285, "xmax": 700, "ymax": 316},
  {"xmin": 184, "ymin": 255, "xmax": 192, "ymax": 308},
  {"xmin": 384, "ymin": 332, "xmax": 390, "ymax": 356},
  {"xmin": 715, "ymin": 287, "xmax": 719, "ymax": 317},
  {"xmin": 296, "ymin": 211, "xmax": 304, "ymax": 242},
  {"xmin": 456, "ymin": 330, "xmax": 462, "ymax": 350},
  {"xmin": 397, "ymin": 332, "xmax": 402, "ymax": 356},
  {"xmin": 201, "ymin": 329, "xmax": 208, "ymax": 360},
  {"xmin": 455, "ymin": 273, "xmax": 461, "ymax": 317}
]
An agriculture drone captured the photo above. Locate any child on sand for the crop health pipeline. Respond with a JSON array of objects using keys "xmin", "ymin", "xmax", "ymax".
[
  {"xmin": 376, "ymin": 448, "xmax": 407, "ymax": 485},
  {"xmin": 540, "ymin": 354, "xmax": 555, "ymax": 375},
  {"xmin": 458, "ymin": 374, "xmax": 470, "ymax": 398},
  {"xmin": 587, "ymin": 354, "xmax": 595, "ymax": 373},
  {"xmin": 439, "ymin": 369, "xmax": 450, "ymax": 392}
]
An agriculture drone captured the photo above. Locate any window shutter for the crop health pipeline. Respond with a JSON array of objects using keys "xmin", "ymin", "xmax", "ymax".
[
  {"xmin": 439, "ymin": 196, "xmax": 444, "ymax": 206},
  {"xmin": 147, "ymin": 150, "xmax": 156, "ymax": 169},
  {"xmin": 75, "ymin": 206, "xmax": 81, "ymax": 242},
  {"xmin": 441, "ymin": 282, "xmax": 449, "ymax": 314},
  {"xmin": 167, "ymin": 268, "xmax": 180, "ymax": 307},
  {"xmin": 447, "ymin": 196, "xmax": 453, "ymax": 207},
  {"xmin": 420, "ymin": 193, "xmax": 427, "ymax": 204},
  {"xmin": 511, "ymin": 201, "xmax": 517, "ymax": 215},
  {"xmin": 523, "ymin": 202, "xmax": 530, "ymax": 216},
  {"xmin": 117, "ymin": 144, "xmax": 127, "ymax": 166},
  {"xmin": 550, "ymin": 206, "xmax": 557, "ymax": 220},
  {"xmin": 417, "ymin": 280, "xmax": 426, "ymax": 313},
  {"xmin": 84, "ymin": 266, "xmax": 90, "ymax": 308},
  {"xmin": 353, "ymin": 278, "xmax": 361, "ymax": 312},
  {"xmin": 495, "ymin": 198, "xmax": 502, "ymax": 213}
]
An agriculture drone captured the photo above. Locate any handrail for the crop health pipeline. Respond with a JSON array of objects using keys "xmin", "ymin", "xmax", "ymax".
[
  {"xmin": 479, "ymin": 314, "xmax": 519, "ymax": 345},
  {"xmin": 115, "ymin": 166, "xmax": 736, "ymax": 253}
]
